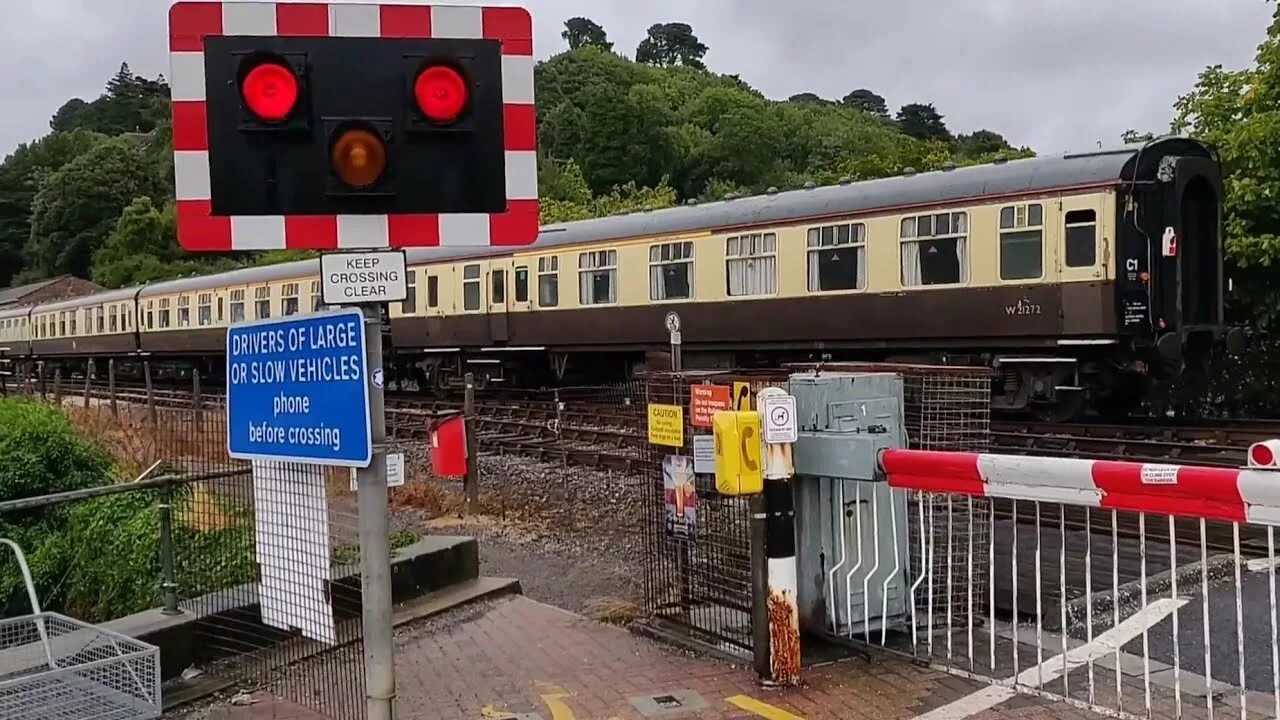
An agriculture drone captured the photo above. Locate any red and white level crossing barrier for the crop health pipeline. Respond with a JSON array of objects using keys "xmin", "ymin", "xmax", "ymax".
[
  {"xmin": 879, "ymin": 440, "xmax": 1280, "ymax": 526},
  {"xmin": 168, "ymin": 1, "xmax": 538, "ymax": 250}
]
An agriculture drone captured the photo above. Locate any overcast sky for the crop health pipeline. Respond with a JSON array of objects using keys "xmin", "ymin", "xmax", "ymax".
[{"xmin": 1, "ymin": 0, "xmax": 1272, "ymax": 158}]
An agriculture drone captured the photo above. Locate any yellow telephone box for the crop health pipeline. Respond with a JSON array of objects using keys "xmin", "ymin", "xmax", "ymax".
[{"xmin": 712, "ymin": 410, "xmax": 763, "ymax": 496}]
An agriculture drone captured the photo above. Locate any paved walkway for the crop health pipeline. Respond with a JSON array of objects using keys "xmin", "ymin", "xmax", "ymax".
[{"xmin": 173, "ymin": 595, "xmax": 1105, "ymax": 720}]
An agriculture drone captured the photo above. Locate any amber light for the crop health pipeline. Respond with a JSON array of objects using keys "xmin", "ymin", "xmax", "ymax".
[
  {"xmin": 330, "ymin": 128, "xmax": 387, "ymax": 188},
  {"xmin": 413, "ymin": 65, "xmax": 468, "ymax": 123},
  {"xmin": 241, "ymin": 61, "xmax": 299, "ymax": 122}
]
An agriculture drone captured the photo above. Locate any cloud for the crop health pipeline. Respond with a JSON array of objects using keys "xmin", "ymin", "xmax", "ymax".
[{"xmin": 1, "ymin": 0, "xmax": 1271, "ymax": 157}]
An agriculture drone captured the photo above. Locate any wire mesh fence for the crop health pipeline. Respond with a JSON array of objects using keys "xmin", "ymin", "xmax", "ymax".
[
  {"xmin": 635, "ymin": 365, "xmax": 994, "ymax": 657},
  {"xmin": 1, "ymin": 360, "xmax": 371, "ymax": 720},
  {"xmin": 638, "ymin": 371, "xmax": 770, "ymax": 657}
]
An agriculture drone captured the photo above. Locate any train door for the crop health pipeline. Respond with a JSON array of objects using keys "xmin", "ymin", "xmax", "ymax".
[
  {"xmin": 1058, "ymin": 196, "xmax": 1105, "ymax": 283},
  {"xmin": 487, "ymin": 260, "xmax": 510, "ymax": 344},
  {"xmin": 511, "ymin": 261, "xmax": 532, "ymax": 319}
]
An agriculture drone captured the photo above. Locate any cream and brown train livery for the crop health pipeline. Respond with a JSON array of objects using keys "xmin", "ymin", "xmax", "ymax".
[{"xmin": 0, "ymin": 137, "xmax": 1241, "ymax": 419}]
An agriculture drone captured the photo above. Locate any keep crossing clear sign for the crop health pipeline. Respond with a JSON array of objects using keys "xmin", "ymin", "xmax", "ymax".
[{"xmin": 226, "ymin": 307, "xmax": 372, "ymax": 467}]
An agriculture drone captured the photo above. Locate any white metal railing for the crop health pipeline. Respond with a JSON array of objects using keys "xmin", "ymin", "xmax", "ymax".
[{"xmin": 811, "ymin": 448, "xmax": 1280, "ymax": 720}]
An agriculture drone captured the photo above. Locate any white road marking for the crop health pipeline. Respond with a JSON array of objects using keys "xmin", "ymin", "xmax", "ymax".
[{"xmin": 911, "ymin": 597, "xmax": 1188, "ymax": 719}]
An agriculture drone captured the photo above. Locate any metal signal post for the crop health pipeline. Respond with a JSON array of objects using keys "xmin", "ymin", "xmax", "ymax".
[{"xmin": 355, "ymin": 303, "xmax": 395, "ymax": 719}]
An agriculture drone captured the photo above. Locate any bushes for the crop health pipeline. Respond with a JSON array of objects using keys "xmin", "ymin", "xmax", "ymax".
[
  {"xmin": 0, "ymin": 398, "xmax": 113, "ymax": 502},
  {"xmin": 0, "ymin": 398, "xmax": 118, "ymax": 617}
]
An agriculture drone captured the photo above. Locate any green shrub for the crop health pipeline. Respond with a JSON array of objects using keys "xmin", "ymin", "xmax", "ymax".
[{"xmin": 0, "ymin": 398, "xmax": 112, "ymax": 502}]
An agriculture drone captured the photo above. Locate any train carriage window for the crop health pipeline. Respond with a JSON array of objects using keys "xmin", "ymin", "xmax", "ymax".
[
  {"xmin": 254, "ymin": 287, "xmax": 271, "ymax": 319},
  {"xmin": 310, "ymin": 281, "xmax": 323, "ymax": 313},
  {"xmin": 427, "ymin": 275, "xmax": 439, "ymax": 309},
  {"xmin": 999, "ymin": 203, "xmax": 1044, "ymax": 281},
  {"xmin": 95, "ymin": 307, "xmax": 104, "ymax": 334},
  {"xmin": 901, "ymin": 211, "xmax": 968, "ymax": 287},
  {"xmin": 67, "ymin": 311, "xmax": 74, "ymax": 335},
  {"xmin": 579, "ymin": 250, "xmax": 618, "ymax": 305},
  {"xmin": 726, "ymin": 233, "xmax": 777, "ymax": 297},
  {"xmin": 178, "ymin": 296, "xmax": 191, "ymax": 327},
  {"xmin": 282, "ymin": 283, "xmax": 300, "ymax": 316},
  {"xmin": 401, "ymin": 273, "xmax": 416, "ymax": 315},
  {"xmin": 108, "ymin": 305, "xmax": 118, "ymax": 334},
  {"xmin": 1065, "ymin": 210, "xmax": 1098, "ymax": 267},
  {"xmin": 650, "ymin": 241, "xmax": 694, "ymax": 301},
  {"xmin": 158, "ymin": 298, "xmax": 172, "ymax": 328},
  {"xmin": 462, "ymin": 264, "xmax": 482, "ymax": 311},
  {"xmin": 807, "ymin": 223, "xmax": 866, "ymax": 292},
  {"xmin": 514, "ymin": 267, "xmax": 529, "ymax": 303},
  {"xmin": 537, "ymin": 257, "xmax": 559, "ymax": 308},
  {"xmin": 145, "ymin": 301, "xmax": 154, "ymax": 330},
  {"xmin": 230, "ymin": 290, "xmax": 246, "ymax": 323},
  {"xmin": 198, "ymin": 294, "xmax": 212, "ymax": 326},
  {"xmin": 492, "ymin": 269, "xmax": 506, "ymax": 305}
]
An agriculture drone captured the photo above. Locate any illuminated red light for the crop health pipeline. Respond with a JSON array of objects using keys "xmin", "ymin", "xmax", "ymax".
[
  {"xmin": 413, "ymin": 65, "xmax": 468, "ymax": 123},
  {"xmin": 241, "ymin": 62, "xmax": 299, "ymax": 122},
  {"xmin": 1252, "ymin": 443, "xmax": 1275, "ymax": 467}
]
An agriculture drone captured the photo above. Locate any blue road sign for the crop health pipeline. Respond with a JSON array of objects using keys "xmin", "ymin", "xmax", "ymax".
[{"xmin": 226, "ymin": 307, "xmax": 372, "ymax": 467}]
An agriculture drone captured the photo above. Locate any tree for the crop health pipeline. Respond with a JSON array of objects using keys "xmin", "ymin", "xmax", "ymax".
[
  {"xmin": 635, "ymin": 23, "xmax": 708, "ymax": 69},
  {"xmin": 954, "ymin": 129, "xmax": 1012, "ymax": 157},
  {"xmin": 787, "ymin": 93, "xmax": 828, "ymax": 105},
  {"xmin": 1121, "ymin": 129, "xmax": 1157, "ymax": 144},
  {"xmin": 27, "ymin": 138, "xmax": 165, "ymax": 279},
  {"xmin": 896, "ymin": 103, "xmax": 951, "ymax": 142},
  {"xmin": 561, "ymin": 17, "xmax": 612, "ymax": 51},
  {"xmin": 0, "ymin": 129, "xmax": 107, "ymax": 286},
  {"xmin": 841, "ymin": 89, "xmax": 888, "ymax": 117},
  {"xmin": 47, "ymin": 64, "xmax": 170, "ymax": 137},
  {"xmin": 49, "ymin": 99, "xmax": 89, "ymax": 133}
]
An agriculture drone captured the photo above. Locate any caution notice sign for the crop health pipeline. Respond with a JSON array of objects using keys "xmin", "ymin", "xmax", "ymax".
[{"xmin": 647, "ymin": 403, "xmax": 685, "ymax": 447}]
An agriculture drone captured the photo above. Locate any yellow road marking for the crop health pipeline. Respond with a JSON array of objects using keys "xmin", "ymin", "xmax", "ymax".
[
  {"xmin": 480, "ymin": 706, "xmax": 517, "ymax": 719},
  {"xmin": 726, "ymin": 695, "xmax": 807, "ymax": 720},
  {"xmin": 539, "ymin": 692, "xmax": 577, "ymax": 720}
]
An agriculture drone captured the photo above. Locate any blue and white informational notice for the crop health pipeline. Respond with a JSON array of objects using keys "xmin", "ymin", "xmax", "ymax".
[{"xmin": 226, "ymin": 307, "xmax": 372, "ymax": 467}]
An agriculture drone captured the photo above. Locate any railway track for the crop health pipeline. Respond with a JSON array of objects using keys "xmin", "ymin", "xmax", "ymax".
[{"xmin": 42, "ymin": 382, "xmax": 1280, "ymax": 555}]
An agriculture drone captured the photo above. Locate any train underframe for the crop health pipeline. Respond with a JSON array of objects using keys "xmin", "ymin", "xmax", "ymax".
[
  {"xmin": 388, "ymin": 342, "xmax": 1171, "ymax": 421},
  {"xmin": 8, "ymin": 336, "xmax": 1193, "ymax": 423}
]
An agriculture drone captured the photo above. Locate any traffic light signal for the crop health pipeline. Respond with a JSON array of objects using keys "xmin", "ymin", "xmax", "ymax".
[{"xmin": 169, "ymin": 2, "xmax": 539, "ymax": 251}]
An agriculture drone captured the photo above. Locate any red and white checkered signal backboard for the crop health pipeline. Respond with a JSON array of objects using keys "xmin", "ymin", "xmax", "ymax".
[{"xmin": 169, "ymin": 1, "xmax": 539, "ymax": 251}]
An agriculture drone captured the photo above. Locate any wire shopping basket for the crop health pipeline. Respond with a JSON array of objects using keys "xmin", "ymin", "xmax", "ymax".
[{"xmin": 0, "ymin": 538, "xmax": 161, "ymax": 719}]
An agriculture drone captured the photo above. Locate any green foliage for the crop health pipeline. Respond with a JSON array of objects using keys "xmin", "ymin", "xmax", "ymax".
[
  {"xmin": 896, "ymin": 102, "xmax": 952, "ymax": 142},
  {"xmin": 0, "ymin": 129, "xmax": 107, "ymax": 286},
  {"xmin": 562, "ymin": 17, "xmax": 612, "ymax": 52},
  {"xmin": 842, "ymin": 89, "xmax": 889, "ymax": 117},
  {"xmin": 91, "ymin": 198, "xmax": 242, "ymax": 288},
  {"xmin": 0, "ymin": 399, "xmax": 112, "ymax": 502},
  {"xmin": 50, "ymin": 63, "xmax": 170, "ymax": 137},
  {"xmin": 635, "ymin": 22, "xmax": 708, "ymax": 69},
  {"xmin": 28, "ymin": 137, "xmax": 166, "ymax": 279}
]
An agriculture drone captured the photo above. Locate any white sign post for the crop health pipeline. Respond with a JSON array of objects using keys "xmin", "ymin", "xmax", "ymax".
[
  {"xmin": 320, "ymin": 251, "xmax": 408, "ymax": 306},
  {"xmin": 762, "ymin": 394, "xmax": 798, "ymax": 444}
]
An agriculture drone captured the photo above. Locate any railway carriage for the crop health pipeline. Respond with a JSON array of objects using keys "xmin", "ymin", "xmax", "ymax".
[{"xmin": 0, "ymin": 136, "xmax": 1241, "ymax": 419}]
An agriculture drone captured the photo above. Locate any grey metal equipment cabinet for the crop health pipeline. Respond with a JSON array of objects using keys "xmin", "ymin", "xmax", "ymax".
[{"xmin": 789, "ymin": 372, "xmax": 913, "ymax": 641}]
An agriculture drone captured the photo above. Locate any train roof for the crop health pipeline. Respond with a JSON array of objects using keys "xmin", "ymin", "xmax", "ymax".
[
  {"xmin": 19, "ymin": 136, "xmax": 1217, "ymax": 306},
  {"xmin": 399, "ymin": 136, "xmax": 1211, "ymax": 263},
  {"xmin": 36, "ymin": 286, "xmax": 141, "ymax": 312},
  {"xmin": 139, "ymin": 260, "xmax": 316, "ymax": 298}
]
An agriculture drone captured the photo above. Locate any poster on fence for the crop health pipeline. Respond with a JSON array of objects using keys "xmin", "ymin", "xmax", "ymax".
[{"xmin": 663, "ymin": 454, "xmax": 697, "ymax": 540}]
